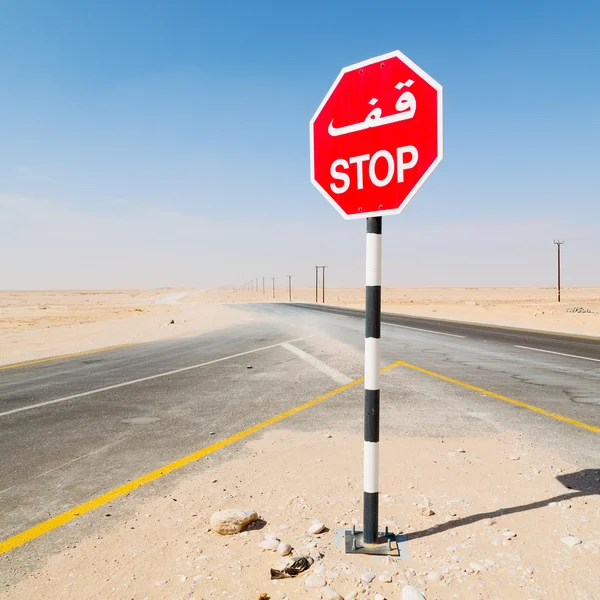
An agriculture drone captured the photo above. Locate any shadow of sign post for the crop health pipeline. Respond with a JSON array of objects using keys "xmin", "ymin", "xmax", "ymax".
[{"xmin": 406, "ymin": 469, "xmax": 600, "ymax": 542}]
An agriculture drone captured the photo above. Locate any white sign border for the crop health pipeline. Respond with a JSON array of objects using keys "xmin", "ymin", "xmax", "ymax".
[{"xmin": 309, "ymin": 50, "xmax": 443, "ymax": 220}]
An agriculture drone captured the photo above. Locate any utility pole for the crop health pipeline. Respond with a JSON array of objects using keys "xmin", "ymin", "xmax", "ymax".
[
  {"xmin": 262, "ymin": 277, "xmax": 265, "ymax": 294},
  {"xmin": 316, "ymin": 265, "xmax": 327, "ymax": 304},
  {"xmin": 271, "ymin": 277, "xmax": 275, "ymax": 299},
  {"xmin": 286, "ymin": 275, "xmax": 292, "ymax": 302},
  {"xmin": 315, "ymin": 266, "xmax": 327, "ymax": 303},
  {"xmin": 315, "ymin": 266, "xmax": 319, "ymax": 303},
  {"xmin": 554, "ymin": 240, "xmax": 564, "ymax": 302}
]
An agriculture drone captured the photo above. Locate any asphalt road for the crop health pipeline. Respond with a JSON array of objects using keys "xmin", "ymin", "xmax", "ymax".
[
  {"xmin": 290, "ymin": 302, "xmax": 600, "ymax": 361},
  {"xmin": 1, "ymin": 303, "xmax": 599, "ymax": 580}
]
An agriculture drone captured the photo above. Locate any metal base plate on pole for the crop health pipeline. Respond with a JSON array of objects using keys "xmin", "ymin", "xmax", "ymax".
[{"xmin": 342, "ymin": 526, "xmax": 405, "ymax": 557}]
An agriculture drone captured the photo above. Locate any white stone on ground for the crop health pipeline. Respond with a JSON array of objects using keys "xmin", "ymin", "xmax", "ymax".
[
  {"xmin": 374, "ymin": 594, "xmax": 386, "ymax": 600},
  {"xmin": 308, "ymin": 521, "xmax": 326, "ymax": 534},
  {"xmin": 321, "ymin": 586, "xmax": 342, "ymax": 599},
  {"xmin": 361, "ymin": 571, "xmax": 376, "ymax": 583},
  {"xmin": 209, "ymin": 509, "xmax": 257, "ymax": 535},
  {"xmin": 561, "ymin": 536, "xmax": 582, "ymax": 547},
  {"xmin": 379, "ymin": 571, "xmax": 393, "ymax": 582},
  {"xmin": 344, "ymin": 593, "xmax": 358, "ymax": 600},
  {"xmin": 277, "ymin": 541, "xmax": 292, "ymax": 556},
  {"xmin": 305, "ymin": 574, "xmax": 327, "ymax": 588},
  {"xmin": 503, "ymin": 530, "xmax": 517, "ymax": 539},
  {"xmin": 259, "ymin": 539, "xmax": 280, "ymax": 551},
  {"xmin": 402, "ymin": 586, "xmax": 426, "ymax": 600},
  {"xmin": 309, "ymin": 549, "xmax": 324, "ymax": 562},
  {"xmin": 427, "ymin": 571, "xmax": 444, "ymax": 582}
]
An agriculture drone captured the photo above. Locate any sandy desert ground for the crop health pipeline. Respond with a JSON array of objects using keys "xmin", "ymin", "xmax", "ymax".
[
  {"xmin": 1, "ymin": 287, "xmax": 598, "ymax": 366},
  {"xmin": 0, "ymin": 289, "xmax": 261, "ymax": 366},
  {"xmin": 3, "ymin": 429, "xmax": 598, "ymax": 600}
]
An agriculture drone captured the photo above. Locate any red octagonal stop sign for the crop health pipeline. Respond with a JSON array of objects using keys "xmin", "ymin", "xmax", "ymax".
[{"xmin": 310, "ymin": 51, "xmax": 443, "ymax": 219}]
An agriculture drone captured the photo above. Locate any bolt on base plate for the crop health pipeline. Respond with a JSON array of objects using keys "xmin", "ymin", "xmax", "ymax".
[{"xmin": 343, "ymin": 525, "xmax": 404, "ymax": 556}]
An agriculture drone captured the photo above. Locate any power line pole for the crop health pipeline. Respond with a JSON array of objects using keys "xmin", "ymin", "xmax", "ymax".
[
  {"xmin": 286, "ymin": 275, "xmax": 292, "ymax": 302},
  {"xmin": 315, "ymin": 265, "xmax": 327, "ymax": 304},
  {"xmin": 271, "ymin": 277, "xmax": 276, "ymax": 300},
  {"xmin": 262, "ymin": 277, "xmax": 265, "ymax": 294},
  {"xmin": 315, "ymin": 266, "xmax": 319, "ymax": 303},
  {"xmin": 554, "ymin": 240, "xmax": 564, "ymax": 302}
]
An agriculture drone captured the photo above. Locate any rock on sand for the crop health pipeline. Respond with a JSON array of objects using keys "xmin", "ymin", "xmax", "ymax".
[
  {"xmin": 277, "ymin": 541, "xmax": 292, "ymax": 555},
  {"xmin": 210, "ymin": 509, "xmax": 257, "ymax": 535},
  {"xmin": 305, "ymin": 574, "xmax": 327, "ymax": 588},
  {"xmin": 259, "ymin": 539, "xmax": 280, "ymax": 551},
  {"xmin": 561, "ymin": 536, "xmax": 582, "ymax": 547},
  {"xmin": 402, "ymin": 586, "xmax": 426, "ymax": 600},
  {"xmin": 308, "ymin": 521, "xmax": 326, "ymax": 534}
]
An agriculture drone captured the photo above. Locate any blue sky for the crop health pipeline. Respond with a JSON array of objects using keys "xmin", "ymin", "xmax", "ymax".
[{"xmin": 1, "ymin": 0, "xmax": 599, "ymax": 288}]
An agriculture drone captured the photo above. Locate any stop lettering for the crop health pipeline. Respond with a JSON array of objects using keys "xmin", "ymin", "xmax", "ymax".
[{"xmin": 330, "ymin": 146, "xmax": 418, "ymax": 194}]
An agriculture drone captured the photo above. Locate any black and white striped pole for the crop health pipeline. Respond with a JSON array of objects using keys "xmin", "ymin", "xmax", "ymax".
[
  {"xmin": 364, "ymin": 216, "xmax": 382, "ymax": 544},
  {"xmin": 309, "ymin": 49, "xmax": 442, "ymax": 557}
]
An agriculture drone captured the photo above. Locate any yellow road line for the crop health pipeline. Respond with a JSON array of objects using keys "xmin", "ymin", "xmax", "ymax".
[
  {"xmin": 0, "ymin": 344, "xmax": 135, "ymax": 371},
  {"xmin": 0, "ymin": 372, "xmax": 373, "ymax": 555},
  {"xmin": 395, "ymin": 360, "xmax": 600, "ymax": 434}
]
